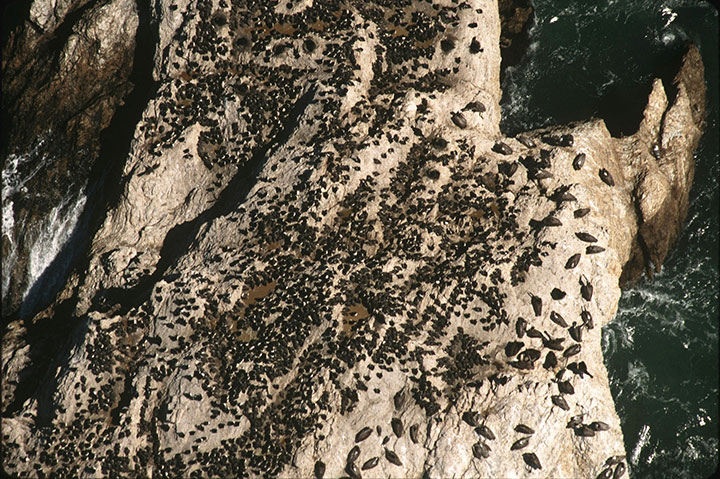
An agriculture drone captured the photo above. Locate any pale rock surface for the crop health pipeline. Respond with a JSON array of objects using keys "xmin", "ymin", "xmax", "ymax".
[{"xmin": 1, "ymin": 0, "xmax": 704, "ymax": 478}]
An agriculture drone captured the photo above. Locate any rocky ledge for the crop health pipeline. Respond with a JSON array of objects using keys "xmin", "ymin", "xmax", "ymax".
[{"xmin": 1, "ymin": 0, "xmax": 704, "ymax": 478}]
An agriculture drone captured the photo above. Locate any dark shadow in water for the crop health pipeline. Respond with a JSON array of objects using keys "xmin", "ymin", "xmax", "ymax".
[
  {"xmin": 500, "ymin": 40, "xmax": 689, "ymax": 138},
  {"xmin": 599, "ymin": 47, "xmax": 685, "ymax": 138},
  {"xmin": 0, "ymin": 0, "xmax": 32, "ymax": 51}
]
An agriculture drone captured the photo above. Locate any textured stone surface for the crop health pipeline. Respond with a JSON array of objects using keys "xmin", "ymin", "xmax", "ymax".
[
  {"xmin": 1, "ymin": 0, "xmax": 139, "ymax": 315},
  {"xmin": 1, "ymin": 0, "xmax": 704, "ymax": 478}
]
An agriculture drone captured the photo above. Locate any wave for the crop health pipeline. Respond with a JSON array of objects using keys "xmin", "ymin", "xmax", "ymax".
[
  {"xmin": 21, "ymin": 191, "xmax": 86, "ymax": 311},
  {"xmin": 2, "ymin": 137, "xmax": 87, "ymax": 317}
]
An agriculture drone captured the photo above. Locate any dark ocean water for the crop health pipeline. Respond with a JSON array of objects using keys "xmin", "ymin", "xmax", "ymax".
[{"xmin": 501, "ymin": 1, "xmax": 719, "ymax": 478}]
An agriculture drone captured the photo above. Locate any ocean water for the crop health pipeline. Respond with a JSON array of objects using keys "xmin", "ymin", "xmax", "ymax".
[
  {"xmin": 1, "ymin": 139, "xmax": 87, "ymax": 318},
  {"xmin": 501, "ymin": 1, "xmax": 719, "ymax": 478}
]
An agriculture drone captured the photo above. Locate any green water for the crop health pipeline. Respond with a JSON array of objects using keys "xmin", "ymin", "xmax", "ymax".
[{"xmin": 500, "ymin": 1, "xmax": 719, "ymax": 477}]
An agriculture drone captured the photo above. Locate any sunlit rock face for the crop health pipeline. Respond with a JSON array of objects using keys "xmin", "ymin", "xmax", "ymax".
[{"xmin": 1, "ymin": 0, "xmax": 704, "ymax": 478}]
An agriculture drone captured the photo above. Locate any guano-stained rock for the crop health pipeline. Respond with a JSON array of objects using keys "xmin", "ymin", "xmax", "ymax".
[{"xmin": 1, "ymin": 0, "xmax": 705, "ymax": 478}]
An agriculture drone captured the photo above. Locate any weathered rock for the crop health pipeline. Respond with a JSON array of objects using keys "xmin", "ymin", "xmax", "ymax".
[
  {"xmin": 1, "ymin": 1, "xmax": 704, "ymax": 478},
  {"xmin": 1, "ymin": 0, "xmax": 141, "ymax": 316},
  {"xmin": 616, "ymin": 45, "xmax": 705, "ymax": 283}
]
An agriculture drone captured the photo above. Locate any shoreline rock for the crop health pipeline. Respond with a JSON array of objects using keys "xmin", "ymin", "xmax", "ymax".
[{"xmin": 1, "ymin": 1, "xmax": 704, "ymax": 478}]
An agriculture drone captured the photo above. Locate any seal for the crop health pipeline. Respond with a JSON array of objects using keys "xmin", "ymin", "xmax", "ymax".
[
  {"xmin": 574, "ymin": 207, "xmax": 590, "ymax": 218},
  {"xmin": 464, "ymin": 101, "xmax": 486, "ymax": 113},
  {"xmin": 543, "ymin": 215, "xmax": 562, "ymax": 227},
  {"xmin": 314, "ymin": 460, "xmax": 326, "ymax": 479},
  {"xmin": 563, "ymin": 344, "xmax": 581, "ymax": 357},
  {"xmin": 533, "ymin": 169, "xmax": 553, "ymax": 180},
  {"xmin": 569, "ymin": 323, "xmax": 583, "ymax": 342},
  {"xmin": 542, "ymin": 336, "xmax": 565, "ymax": 351},
  {"xmin": 476, "ymin": 425, "xmax": 495, "ymax": 441},
  {"xmin": 543, "ymin": 351, "xmax": 558, "ymax": 369},
  {"xmin": 493, "ymin": 141, "xmax": 513, "ymax": 155},
  {"xmin": 463, "ymin": 411, "xmax": 482, "ymax": 428},
  {"xmin": 571, "ymin": 361, "xmax": 593, "ymax": 378},
  {"xmin": 558, "ymin": 380, "xmax": 575, "ymax": 395},
  {"xmin": 355, "ymin": 427, "xmax": 372, "ymax": 443},
  {"xmin": 579, "ymin": 275, "xmax": 593, "ymax": 301},
  {"xmin": 516, "ymin": 317, "xmax": 527, "ymax": 338},
  {"xmin": 551, "ymin": 394, "xmax": 569, "ymax": 410},
  {"xmin": 505, "ymin": 341, "xmax": 524, "ymax": 357},
  {"xmin": 346, "ymin": 462, "xmax": 361, "ymax": 479},
  {"xmin": 565, "ymin": 253, "xmax": 581, "ymax": 269},
  {"xmin": 472, "ymin": 441, "xmax": 491, "ymax": 459},
  {"xmin": 581, "ymin": 308, "xmax": 594, "ymax": 329},
  {"xmin": 440, "ymin": 37, "xmax": 455, "ymax": 52},
  {"xmin": 575, "ymin": 424, "xmax": 595, "ymax": 437},
  {"xmin": 347, "ymin": 445, "xmax": 360, "ymax": 463},
  {"xmin": 526, "ymin": 327, "xmax": 544, "ymax": 339},
  {"xmin": 511, "ymin": 437, "xmax": 530, "ymax": 450},
  {"xmin": 597, "ymin": 467, "xmax": 614, "ymax": 479},
  {"xmin": 500, "ymin": 161, "xmax": 518, "ymax": 177},
  {"xmin": 550, "ymin": 311, "xmax": 568, "ymax": 327},
  {"xmin": 519, "ymin": 348, "xmax": 541, "ymax": 362},
  {"xmin": 529, "ymin": 293, "xmax": 542, "ymax": 316},
  {"xmin": 589, "ymin": 421, "xmax": 610, "ymax": 431},
  {"xmin": 557, "ymin": 191, "xmax": 577, "ymax": 202},
  {"xmin": 517, "ymin": 135, "xmax": 536, "ymax": 148},
  {"xmin": 575, "ymin": 232, "xmax": 598, "ymax": 242},
  {"xmin": 391, "ymin": 418, "xmax": 404, "ymax": 437},
  {"xmin": 605, "ymin": 456, "xmax": 626, "ymax": 466},
  {"xmin": 362, "ymin": 457, "xmax": 379, "ymax": 470},
  {"xmin": 385, "ymin": 448, "xmax": 402, "ymax": 466},
  {"xmin": 551, "ymin": 288, "xmax": 566, "ymax": 300},
  {"xmin": 566, "ymin": 415, "xmax": 584, "ymax": 428}
]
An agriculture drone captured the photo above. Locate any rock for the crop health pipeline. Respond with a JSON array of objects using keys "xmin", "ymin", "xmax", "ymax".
[
  {"xmin": 617, "ymin": 45, "xmax": 705, "ymax": 284},
  {"xmin": 1, "ymin": 0, "xmax": 141, "ymax": 317},
  {"xmin": 0, "ymin": 0, "xmax": 704, "ymax": 478}
]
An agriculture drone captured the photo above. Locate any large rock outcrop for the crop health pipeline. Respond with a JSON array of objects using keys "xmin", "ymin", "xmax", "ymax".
[
  {"xmin": 1, "ymin": 0, "xmax": 704, "ymax": 478},
  {"xmin": 1, "ymin": 0, "xmax": 148, "ymax": 316}
]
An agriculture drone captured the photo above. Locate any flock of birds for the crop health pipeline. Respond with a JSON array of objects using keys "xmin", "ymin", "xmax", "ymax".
[{"xmin": 3, "ymin": 0, "xmax": 631, "ymax": 478}]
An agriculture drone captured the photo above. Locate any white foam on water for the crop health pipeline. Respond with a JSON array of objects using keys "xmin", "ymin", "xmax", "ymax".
[
  {"xmin": 23, "ymin": 191, "xmax": 86, "ymax": 305},
  {"xmin": 2, "ymin": 141, "xmax": 50, "ymax": 235},
  {"xmin": 631, "ymin": 424, "xmax": 652, "ymax": 466},
  {"xmin": 1, "ymin": 141, "xmax": 52, "ymax": 301},
  {"xmin": 661, "ymin": 7, "xmax": 677, "ymax": 28},
  {"xmin": 626, "ymin": 359, "xmax": 651, "ymax": 400},
  {"xmin": 601, "ymin": 316, "xmax": 635, "ymax": 358}
]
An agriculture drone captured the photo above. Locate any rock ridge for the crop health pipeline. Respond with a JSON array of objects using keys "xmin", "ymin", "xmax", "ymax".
[{"xmin": 1, "ymin": 0, "xmax": 705, "ymax": 478}]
